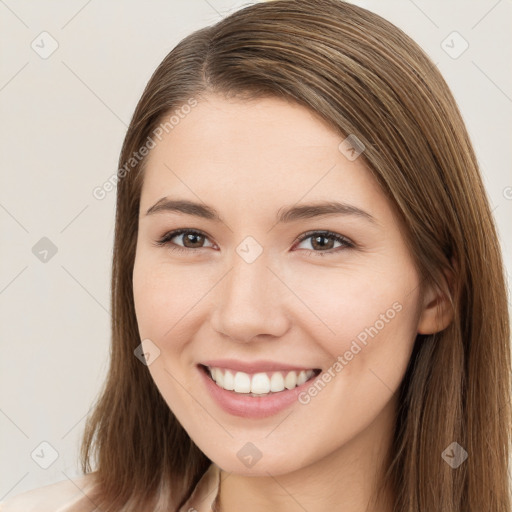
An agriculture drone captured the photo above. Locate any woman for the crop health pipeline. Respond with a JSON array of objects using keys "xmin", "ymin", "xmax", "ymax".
[{"xmin": 1, "ymin": 0, "xmax": 510, "ymax": 510}]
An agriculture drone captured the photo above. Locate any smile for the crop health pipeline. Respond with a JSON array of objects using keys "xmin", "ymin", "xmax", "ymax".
[
  {"xmin": 205, "ymin": 366, "xmax": 320, "ymax": 395},
  {"xmin": 197, "ymin": 360, "xmax": 323, "ymax": 418}
]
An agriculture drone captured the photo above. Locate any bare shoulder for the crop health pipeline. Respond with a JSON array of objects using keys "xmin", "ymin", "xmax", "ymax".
[{"xmin": 0, "ymin": 473, "xmax": 97, "ymax": 512}]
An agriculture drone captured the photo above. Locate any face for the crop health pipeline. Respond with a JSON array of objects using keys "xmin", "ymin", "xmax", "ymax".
[{"xmin": 132, "ymin": 94, "xmax": 426, "ymax": 476}]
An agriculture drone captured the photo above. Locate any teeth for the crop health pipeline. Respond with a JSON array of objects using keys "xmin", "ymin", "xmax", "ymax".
[
  {"xmin": 270, "ymin": 372, "xmax": 285, "ymax": 392},
  {"xmin": 223, "ymin": 370, "xmax": 235, "ymax": 391},
  {"xmin": 297, "ymin": 370, "xmax": 307, "ymax": 386},
  {"xmin": 284, "ymin": 371, "xmax": 297, "ymax": 390},
  {"xmin": 208, "ymin": 367, "xmax": 316, "ymax": 395},
  {"xmin": 251, "ymin": 373, "xmax": 270, "ymax": 394},
  {"xmin": 215, "ymin": 368, "xmax": 224, "ymax": 388},
  {"xmin": 234, "ymin": 372, "xmax": 251, "ymax": 393}
]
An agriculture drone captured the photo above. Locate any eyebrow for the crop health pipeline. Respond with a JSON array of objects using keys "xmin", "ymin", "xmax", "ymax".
[{"xmin": 145, "ymin": 197, "xmax": 376, "ymax": 225}]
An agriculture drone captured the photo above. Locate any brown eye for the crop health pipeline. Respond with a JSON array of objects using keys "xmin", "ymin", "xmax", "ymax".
[
  {"xmin": 154, "ymin": 229, "xmax": 215, "ymax": 252},
  {"xmin": 294, "ymin": 231, "xmax": 354, "ymax": 256}
]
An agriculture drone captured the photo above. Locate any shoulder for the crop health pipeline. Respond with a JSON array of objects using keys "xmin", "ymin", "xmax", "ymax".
[{"xmin": 0, "ymin": 473, "xmax": 97, "ymax": 512}]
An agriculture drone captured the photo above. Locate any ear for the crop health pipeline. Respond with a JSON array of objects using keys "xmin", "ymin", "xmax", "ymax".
[{"xmin": 417, "ymin": 269, "xmax": 455, "ymax": 335}]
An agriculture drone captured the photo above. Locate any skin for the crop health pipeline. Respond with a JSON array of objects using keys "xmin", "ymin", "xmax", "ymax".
[{"xmin": 132, "ymin": 94, "xmax": 452, "ymax": 512}]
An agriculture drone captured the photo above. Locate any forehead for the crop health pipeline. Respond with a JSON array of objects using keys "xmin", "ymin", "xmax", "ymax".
[{"xmin": 141, "ymin": 94, "xmax": 384, "ymax": 218}]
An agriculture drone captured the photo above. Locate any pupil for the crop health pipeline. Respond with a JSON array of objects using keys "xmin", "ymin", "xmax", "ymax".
[
  {"xmin": 313, "ymin": 235, "xmax": 333, "ymax": 250},
  {"xmin": 186, "ymin": 233, "xmax": 202, "ymax": 247}
]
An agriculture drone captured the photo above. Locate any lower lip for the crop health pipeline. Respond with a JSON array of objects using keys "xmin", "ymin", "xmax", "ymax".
[{"xmin": 198, "ymin": 365, "xmax": 318, "ymax": 419}]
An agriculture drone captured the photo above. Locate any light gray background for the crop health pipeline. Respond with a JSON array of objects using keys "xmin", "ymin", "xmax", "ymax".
[{"xmin": 1, "ymin": 0, "xmax": 511, "ymax": 499}]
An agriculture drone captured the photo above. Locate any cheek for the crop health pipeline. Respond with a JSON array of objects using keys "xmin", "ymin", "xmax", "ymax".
[
  {"xmin": 280, "ymin": 258, "xmax": 420, "ymax": 352},
  {"xmin": 132, "ymin": 254, "xmax": 204, "ymax": 342},
  {"xmin": 335, "ymin": 296, "xmax": 419, "ymax": 385},
  {"xmin": 290, "ymin": 282, "xmax": 420, "ymax": 452},
  {"xmin": 287, "ymin": 264, "xmax": 421, "ymax": 410},
  {"xmin": 132, "ymin": 257, "xmax": 204, "ymax": 414}
]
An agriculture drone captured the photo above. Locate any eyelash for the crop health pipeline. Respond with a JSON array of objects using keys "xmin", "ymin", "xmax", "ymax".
[{"xmin": 153, "ymin": 229, "xmax": 354, "ymax": 257}]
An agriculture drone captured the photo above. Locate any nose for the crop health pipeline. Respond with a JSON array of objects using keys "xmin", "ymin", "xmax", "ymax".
[{"xmin": 209, "ymin": 253, "xmax": 291, "ymax": 344}]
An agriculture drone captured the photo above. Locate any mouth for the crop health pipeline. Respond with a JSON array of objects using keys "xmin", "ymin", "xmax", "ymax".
[{"xmin": 199, "ymin": 364, "xmax": 322, "ymax": 397}]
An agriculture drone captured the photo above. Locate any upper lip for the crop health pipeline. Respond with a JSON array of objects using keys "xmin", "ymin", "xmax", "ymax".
[{"xmin": 200, "ymin": 359, "xmax": 320, "ymax": 374}]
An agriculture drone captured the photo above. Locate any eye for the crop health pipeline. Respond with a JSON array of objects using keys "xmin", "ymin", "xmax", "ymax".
[
  {"xmin": 153, "ymin": 229, "xmax": 354, "ymax": 257},
  {"xmin": 293, "ymin": 230, "xmax": 354, "ymax": 257},
  {"xmin": 153, "ymin": 229, "xmax": 215, "ymax": 254}
]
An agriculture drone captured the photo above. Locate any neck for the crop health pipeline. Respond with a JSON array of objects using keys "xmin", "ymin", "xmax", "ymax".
[{"xmin": 216, "ymin": 394, "xmax": 397, "ymax": 512}]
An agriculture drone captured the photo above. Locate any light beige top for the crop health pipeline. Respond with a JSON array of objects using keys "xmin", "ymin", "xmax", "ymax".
[{"xmin": 0, "ymin": 464, "xmax": 221, "ymax": 512}]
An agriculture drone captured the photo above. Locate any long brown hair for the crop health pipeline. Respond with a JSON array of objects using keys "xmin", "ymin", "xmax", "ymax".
[{"xmin": 76, "ymin": 1, "xmax": 511, "ymax": 510}]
